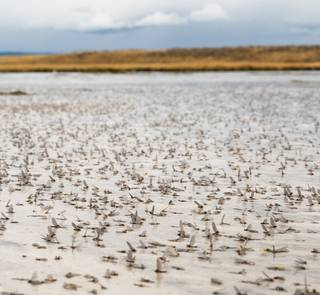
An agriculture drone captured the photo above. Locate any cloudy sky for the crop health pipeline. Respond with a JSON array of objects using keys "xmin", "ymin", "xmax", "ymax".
[{"xmin": 1, "ymin": 0, "xmax": 319, "ymax": 52}]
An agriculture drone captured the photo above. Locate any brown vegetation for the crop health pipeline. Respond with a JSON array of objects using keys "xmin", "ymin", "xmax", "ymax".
[{"xmin": 1, "ymin": 45, "xmax": 320, "ymax": 72}]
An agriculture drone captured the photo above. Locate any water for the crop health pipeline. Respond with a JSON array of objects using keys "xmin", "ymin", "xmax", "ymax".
[{"xmin": 0, "ymin": 72, "xmax": 319, "ymax": 294}]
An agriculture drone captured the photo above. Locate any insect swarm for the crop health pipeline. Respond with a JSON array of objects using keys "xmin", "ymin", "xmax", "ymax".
[{"xmin": 0, "ymin": 72, "xmax": 319, "ymax": 295}]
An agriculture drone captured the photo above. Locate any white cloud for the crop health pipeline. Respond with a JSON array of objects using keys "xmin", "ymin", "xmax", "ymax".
[
  {"xmin": 76, "ymin": 15, "xmax": 122, "ymax": 31},
  {"xmin": 0, "ymin": 0, "xmax": 227, "ymax": 31},
  {"xmin": 1, "ymin": 0, "xmax": 320, "ymax": 33},
  {"xmin": 136, "ymin": 12, "xmax": 186, "ymax": 27},
  {"xmin": 190, "ymin": 3, "xmax": 227, "ymax": 22}
]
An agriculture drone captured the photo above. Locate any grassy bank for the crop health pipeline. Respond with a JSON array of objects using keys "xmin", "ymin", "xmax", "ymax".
[{"xmin": 1, "ymin": 45, "xmax": 320, "ymax": 72}]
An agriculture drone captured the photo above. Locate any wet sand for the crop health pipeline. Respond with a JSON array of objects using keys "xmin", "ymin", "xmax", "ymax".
[{"xmin": 0, "ymin": 72, "xmax": 319, "ymax": 294}]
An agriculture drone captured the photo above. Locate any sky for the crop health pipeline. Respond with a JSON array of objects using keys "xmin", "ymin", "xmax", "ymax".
[{"xmin": 1, "ymin": 0, "xmax": 320, "ymax": 52}]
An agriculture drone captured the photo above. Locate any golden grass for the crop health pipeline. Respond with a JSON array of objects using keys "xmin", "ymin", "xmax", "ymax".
[{"xmin": 2, "ymin": 45, "xmax": 320, "ymax": 72}]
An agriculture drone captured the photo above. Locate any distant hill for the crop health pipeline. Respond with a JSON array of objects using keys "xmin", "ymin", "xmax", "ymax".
[
  {"xmin": 1, "ymin": 45, "xmax": 320, "ymax": 72},
  {"xmin": 0, "ymin": 52, "xmax": 36, "ymax": 56}
]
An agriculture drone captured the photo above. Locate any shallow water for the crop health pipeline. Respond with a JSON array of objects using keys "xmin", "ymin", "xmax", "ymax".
[{"xmin": 0, "ymin": 72, "xmax": 319, "ymax": 294}]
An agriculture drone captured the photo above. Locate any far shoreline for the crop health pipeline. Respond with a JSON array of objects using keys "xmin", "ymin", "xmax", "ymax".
[
  {"xmin": 2, "ymin": 45, "xmax": 320, "ymax": 73},
  {"xmin": 1, "ymin": 68, "xmax": 320, "ymax": 73}
]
